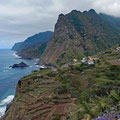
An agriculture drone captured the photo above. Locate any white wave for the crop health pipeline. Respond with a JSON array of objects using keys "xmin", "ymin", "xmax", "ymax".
[
  {"xmin": 13, "ymin": 52, "xmax": 21, "ymax": 59},
  {"xmin": 36, "ymin": 65, "xmax": 40, "ymax": 67},
  {"xmin": 39, "ymin": 65, "xmax": 46, "ymax": 68},
  {"xmin": 34, "ymin": 58, "xmax": 39, "ymax": 62},
  {"xmin": 0, "ymin": 106, "xmax": 6, "ymax": 118},
  {"xmin": 4, "ymin": 67, "xmax": 9, "ymax": 69},
  {"xmin": 3, "ymin": 67, "xmax": 12, "ymax": 72},
  {"xmin": 8, "ymin": 67, "xmax": 12, "ymax": 70},
  {"xmin": 3, "ymin": 70, "xmax": 9, "ymax": 72},
  {"xmin": 0, "ymin": 95, "xmax": 14, "ymax": 118},
  {"xmin": 4, "ymin": 66, "xmax": 12, "ymax": 70}
]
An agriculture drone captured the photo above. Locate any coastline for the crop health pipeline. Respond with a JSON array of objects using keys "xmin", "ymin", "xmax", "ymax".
[
  {"xmin": 0, "ymin": 50, "xmax": 39, "ymax": 118},
  {"xmin": 0, "ymin": 95, "xmax": 14, "ymax": 117},
  {"xmin": 12, "ymin": 51, "xmax": 22, "ymax": 59}
]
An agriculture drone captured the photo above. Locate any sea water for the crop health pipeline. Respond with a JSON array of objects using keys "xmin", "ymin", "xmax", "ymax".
[{"xmin": 0, "ymin": 49, "xmax": 39, "ymax": 117}]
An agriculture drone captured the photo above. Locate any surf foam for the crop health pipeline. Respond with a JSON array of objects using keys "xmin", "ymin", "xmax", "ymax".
[
  {"xmin": 0, "ymin": 95, "xmax": 14, "ymax": 118},
  {"xmin": 13, "ymin": 52, "xmax": 21, "ymax": 59}
]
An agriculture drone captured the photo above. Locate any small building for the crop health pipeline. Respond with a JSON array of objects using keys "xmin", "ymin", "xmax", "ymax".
[
  {"xmin": 116, "ymin": 46, "xmax": 120, "ymax": 50},
  {"xmin": 73, "ymin": 59, "xmax": 78, "ymax": 62},
  {"xmin": 81, "ymin": 57, "xmax": 88, "ymax": 63},
  {"xmin": 88, "ymin": 59, "xmax": 94, "ymax": 64}
]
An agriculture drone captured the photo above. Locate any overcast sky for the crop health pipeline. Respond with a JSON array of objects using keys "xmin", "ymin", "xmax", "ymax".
[{"xmin": 0, "ymin": 0, "xmax": 120, "ymax": 48}]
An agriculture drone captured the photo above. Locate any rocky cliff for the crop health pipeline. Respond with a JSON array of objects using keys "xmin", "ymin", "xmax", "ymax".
[
  {"xmin": 39, "ymin": 9, "xmax": 120, "ymax": 65},
  {"xmin": 12, "ymin": 31, "xmax": 53, "ymax": 59},
  {"xmin": 1, "ymin": 68, "xmax": 76, "ymax": 120},
  {"xmin": 12, "ymin": 42, "xmax": 23, "ymax": 51}
]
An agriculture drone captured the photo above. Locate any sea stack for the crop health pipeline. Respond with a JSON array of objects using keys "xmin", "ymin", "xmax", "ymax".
[{"xmin": 10, "ymin": 62, "xmax": 29, "ymax": 68}]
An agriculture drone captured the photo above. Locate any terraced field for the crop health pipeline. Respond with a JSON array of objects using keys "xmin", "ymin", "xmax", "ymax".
[{"xmin": 1, "ymin": 68, "xmax": 75, "ymax": 120}]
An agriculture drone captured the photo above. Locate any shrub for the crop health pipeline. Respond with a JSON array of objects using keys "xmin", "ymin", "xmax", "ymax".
[
  {"xmin": 54, "ymin": 84, "xmax": 68, "ymax": 94},
  {"xmin": 110, "ymin": 65, "xmax": 120, "ymax": 71},
  {"xmin": 105, "ymin": 72, "xmax": 118, "ymax": 80},
  {"xmin": 18, "ymin": 80, "xmax": 22, "ymax": 88}
]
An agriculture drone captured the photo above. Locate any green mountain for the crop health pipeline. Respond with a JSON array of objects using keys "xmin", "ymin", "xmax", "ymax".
[
  {"xmin": 39, "ymin": 9, "xmax": 120, "ymax": 65},
  {"xmin": 12, "ymin": 31, "xmax": 53, "ymax": 59},
  {"xmin": 11, "ymin": 42, "xmax": 23, "ymax": 51}
]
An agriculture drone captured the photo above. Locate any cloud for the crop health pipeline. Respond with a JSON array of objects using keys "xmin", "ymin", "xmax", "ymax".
[{"xmin": 0, "ymin": 0, "xmax": 120, "ymax": 48}]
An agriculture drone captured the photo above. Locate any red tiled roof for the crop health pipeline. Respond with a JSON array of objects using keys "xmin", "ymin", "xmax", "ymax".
[{"xmin": 88, "ymin": 60, "xmax": 93, "ymax": 62}]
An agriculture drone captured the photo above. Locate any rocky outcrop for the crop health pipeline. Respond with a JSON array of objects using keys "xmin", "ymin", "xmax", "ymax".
[
  {"xmin": 39, "ymin": 9, "xmax": 120, "ymax": 64},
  {"xmin": 10, "ymin": 62, "xmax": 29, "ymax": 68}
]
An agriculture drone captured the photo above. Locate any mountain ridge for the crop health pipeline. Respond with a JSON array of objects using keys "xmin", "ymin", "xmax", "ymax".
[
  {"xmin": 39, "ymin": 9, "xmax": 120, "ymax": 65},
  {"xmin": 12, "ymin": 31, "xmax": 53, "ymax": 59}
]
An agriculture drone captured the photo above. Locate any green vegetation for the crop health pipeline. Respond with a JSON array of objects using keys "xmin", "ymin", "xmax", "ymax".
[
  {"xmin": 3, "ymin": 47, "xmax": 120, "ymax": 120},
  {"xmin": 19, "ymin": 42, "xmax": 47, "ymax": 58},
  {"xmin": 40, "ymin": 9, "xmax": 120, "ymax": 64},
  {"xmin": 12, "ymin": 31, "xmax": 53, "ymax": 59},
  {"xmin": 56, "ymin": 49, "xmax": 84, "ymax": 65},
  {"xmin": 54, "ymin": 59, "xmax": 120, "ymax": 119}
]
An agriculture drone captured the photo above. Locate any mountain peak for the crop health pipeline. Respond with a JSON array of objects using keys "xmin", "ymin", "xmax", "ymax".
[
  {"xmin": 71, "ymin": 10, "xmax": 81, "ymax": 14},
  {"xmin": 39, "ymin": 9, "xmax": 120, "ymax": 64},
  {"xmin": 89, "ymin": 9, "xmax": 96, "ymax": 13},
  {"xmin": 59, "ymin": 14, "xmax": 64, "ymax": 17}
]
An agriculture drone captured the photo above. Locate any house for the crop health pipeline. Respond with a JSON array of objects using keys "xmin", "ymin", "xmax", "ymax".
[
  {"xmin": 116, "ymin": 46, "xmax": 120, "ymax": 50},
  {"xmin": 81, "ymin": 57, "xmax": 88, "ymax": 63},
  {"xmin": 73, "ymin": 59, "xmax": 78, "ymax": 62},
  {"xmin": 81, "ymin": 56, "xmax": 95, "ymax": 65},
  {"xmin": 88, "ymin": 59, "xmax": 94, "ymax": 64},
  {"xmin": 88, "ymin": 56, "xmax": 93, "ymax": 60}
]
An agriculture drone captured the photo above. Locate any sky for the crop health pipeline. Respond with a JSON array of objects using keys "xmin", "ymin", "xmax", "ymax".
[{"xmin": 0, "ymin": 0, "xmax": 120, "ymax": 48}]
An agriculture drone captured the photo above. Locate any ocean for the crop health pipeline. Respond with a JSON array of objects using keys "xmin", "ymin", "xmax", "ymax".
[{"xmin": 0, "ymin": 49, "xmax": 39, "ymax": 117}]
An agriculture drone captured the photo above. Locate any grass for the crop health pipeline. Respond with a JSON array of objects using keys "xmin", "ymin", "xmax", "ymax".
[{"xmin": 53, "ymin": 59, "xmax": 120, "ymax": 119}]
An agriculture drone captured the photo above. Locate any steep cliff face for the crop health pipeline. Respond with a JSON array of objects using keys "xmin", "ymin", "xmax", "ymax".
[
  {"xmin": 12, "ymin": 31, "xmax": 53, "ymax": 59},
  {"xmin": 17, "ymin": 42, "xmax": 48, "ymax": 59},
  {"xmin": 1, "ymin": 69, "xmax": 75, "ymax": 120},
  {"xmin": 12, "ymin": 42, "xmax": 23, "ymax": 51},
  {"xmin": 39, "ymin": 9, "xmax": 120, "ymax": 64},
  {"xmin": 39, "ymin": 14, "xmax": 85, "ymax": 64}
]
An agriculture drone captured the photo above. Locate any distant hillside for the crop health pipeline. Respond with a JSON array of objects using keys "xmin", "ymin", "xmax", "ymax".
[
  {"xmin": 39, "ymin": 9, "xmax": 120, "ymax": 65},
  {"xmin": 12, "ymin": 31, "xmax": 53, "ymax": 58},
  {"xmin": 17, "ymin": 42, "xmax": 48, "ymax": 59},
  {"xmin": 11, "ymin": 42, "xmax": 23, "ymax": 51}
]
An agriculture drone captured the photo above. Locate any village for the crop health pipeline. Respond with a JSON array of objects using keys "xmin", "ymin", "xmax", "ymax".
[{"xmin": 32, "ymin": 55, "xmax": 99, "ymax": 75}]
